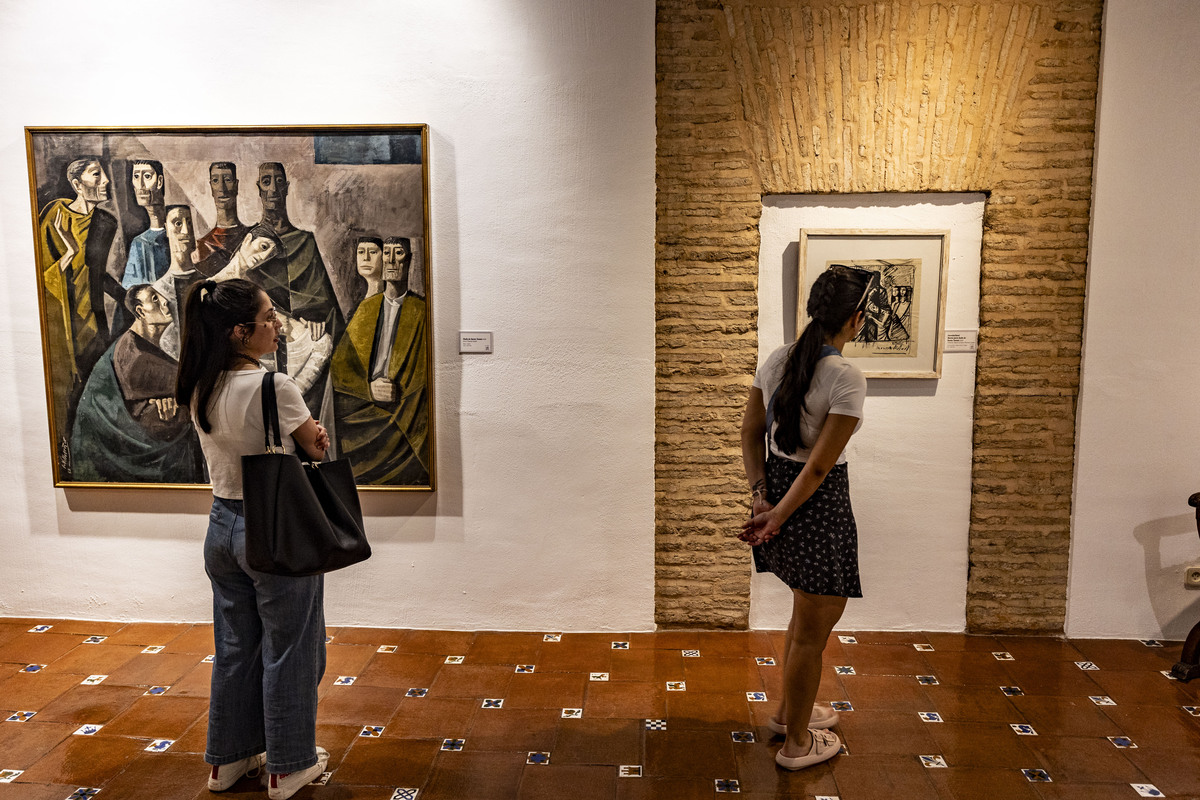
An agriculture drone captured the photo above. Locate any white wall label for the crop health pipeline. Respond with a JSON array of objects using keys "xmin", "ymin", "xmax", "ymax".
[
  {"xmin": 944, "ymin": 329, "xmax": 978, "ymax": 353},
  {"xmin": 459, "ymin": 331, "xmax": 494, "ymax": 354}
]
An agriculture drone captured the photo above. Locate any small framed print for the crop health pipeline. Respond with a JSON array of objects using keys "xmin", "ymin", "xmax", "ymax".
[{"xmin": 798, "ymin": 229, "xmax": 950, "ymax": 378}]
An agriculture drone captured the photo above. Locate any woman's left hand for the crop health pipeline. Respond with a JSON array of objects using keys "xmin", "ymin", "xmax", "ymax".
[{"xmin": 739, "ymin": 506, "xmax": 781, "ymax": 545}]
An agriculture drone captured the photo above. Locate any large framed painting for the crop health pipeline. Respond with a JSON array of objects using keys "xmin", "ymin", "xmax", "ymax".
[
  {"xmin": 798, "ymin": 228, "xmax": 950, "ymax": 378},
  {"xmin": 25, "ymin": 125, "xmax": 434, "ymax": 490}
]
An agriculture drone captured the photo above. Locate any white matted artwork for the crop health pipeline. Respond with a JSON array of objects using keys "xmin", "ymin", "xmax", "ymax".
[{"xmin": 798, "ymin": 229, "xmax": 950, "ymax": 378}]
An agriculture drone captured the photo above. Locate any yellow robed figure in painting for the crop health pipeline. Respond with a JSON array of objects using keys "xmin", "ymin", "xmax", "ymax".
[{"xmin": 331, "ymin": 236, "xmax": 429, "ymax": 485}]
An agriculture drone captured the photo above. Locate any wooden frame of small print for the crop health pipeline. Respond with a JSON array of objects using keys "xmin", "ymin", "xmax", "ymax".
[
  {"xmin": 798, "ymin": 228, "xmax": 950, "ymax": 378},
  {"xmin": 26, "ymin": 125, "xmax": 434, "ymax": 490}
]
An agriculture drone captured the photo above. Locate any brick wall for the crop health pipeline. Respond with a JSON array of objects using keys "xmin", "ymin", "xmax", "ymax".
[{"xmin": 655, "ymin": 0, "xmax": 1102, "ymax": 631}]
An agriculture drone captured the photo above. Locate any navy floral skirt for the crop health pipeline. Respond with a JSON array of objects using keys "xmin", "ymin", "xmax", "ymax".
[{"xmin": 752, "ymin": 454, "xmax": 862, "ymax": 598}]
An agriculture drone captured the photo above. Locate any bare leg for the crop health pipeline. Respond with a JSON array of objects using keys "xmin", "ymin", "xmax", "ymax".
[
  {"xmin": 773, "ymin": 609, "xmax": 799, "ymax": 728},
  {"xmin": 779, "ymin": 589, "xmax": 847, "ymax": 759}
]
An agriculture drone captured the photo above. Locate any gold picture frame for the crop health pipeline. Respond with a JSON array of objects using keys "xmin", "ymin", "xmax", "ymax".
[
  {"xmin": 26, "ymin": 125, "xmax": 435, "ymax": 490},
  {"xmin": 798, "ymin": 228, "xmax": 950, "ymax": 379}
]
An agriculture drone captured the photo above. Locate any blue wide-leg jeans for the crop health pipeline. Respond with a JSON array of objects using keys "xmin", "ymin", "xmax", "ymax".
[{"xmin": 204, "ymin": 497, "xmax": 326, "ymax": 774}]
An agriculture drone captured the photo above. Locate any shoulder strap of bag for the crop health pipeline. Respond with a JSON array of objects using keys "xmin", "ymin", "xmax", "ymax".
[{"xmin": 260, "ymin": 372, "xmax": 283, "ymax": 454}]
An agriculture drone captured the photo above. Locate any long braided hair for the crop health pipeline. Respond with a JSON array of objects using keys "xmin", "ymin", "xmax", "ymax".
[{"xmin": 772, "ymin": 266, "xmax": 871, "ymax": 453}]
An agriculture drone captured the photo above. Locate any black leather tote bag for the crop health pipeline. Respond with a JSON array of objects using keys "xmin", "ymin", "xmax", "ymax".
[{"xmin": 243, "ymin": 373, "xmax": 370, "ymax": 576}]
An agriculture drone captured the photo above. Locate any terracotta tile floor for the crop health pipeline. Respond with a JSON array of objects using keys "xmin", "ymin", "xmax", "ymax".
[{"xmin": 1, "ymin": 619, "xmax": 1198, "ymax": 799}]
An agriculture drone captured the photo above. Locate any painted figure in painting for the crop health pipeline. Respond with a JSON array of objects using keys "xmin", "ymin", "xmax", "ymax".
[
  {"xmin": 152, "ymin": 205, "xmax": 203, "ymax": 359},
  {"xmin": 331, "ymin": 235, "xmax": 429, "ymax": 484},
  {"xmin": 196, "ymin": 162, "xmax": 252, "ymax": 277},
  {"xmin": 355, "ymin": 236, "xmax": 384, "ymax": 298},
  {"xmin": 122, "ymin": 159, "xmax": 170, "ymax": 287},
  {"xmin": 70, "ymin": 283, "xmax": 204, "ymax": 483},
  {"xmin": 37, "ymin": 156, "xmax": 124, "ymax": 468},
  {"xmin": 252, "ymin": 162, "xmax": 343, "ymax": 339}
]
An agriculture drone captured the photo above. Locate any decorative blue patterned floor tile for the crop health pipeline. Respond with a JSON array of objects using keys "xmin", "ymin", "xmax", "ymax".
[
  {"xmin": 919, "ymin": 755, "xmax": 948, "ymax": 768},
  {"xmin": 834, "ymin": 666, "xmax": 855, "ymax": 675},
  {"xmin": 444, "ymin": 656, "xmax": 465, "ymax": 664},
  {"xmin": 918, "ymin": 712, "xmax": 943, "ymax": 723},
  {"xmin": 645, "ymin": 719, "xmax": 667, "ymax": 730},
  {"xmin": 202, "ymin": 655, "xmax": 215, "ymax": 664},
  {"xmin": 590, "ymin": 673, "xmax": 610, "ymax": 681},
  {"xmin": 141, "ymin": 646, "xmax": 165, "ymax": 654},
  {"xmin": 1010, "ymin": 724, "xmax": 1037, "ymax": 736},
  {"xmin": 1108, "ymin": 736, "xmax": 1137, "ymax": 748},
  {"xmin": 992, "ymin": 652, "xmax": 1014, "ymax": 661},
  {"xmin": 481, "ymin": 699, "xmax": 503, "ymax": 709},
  {"xmin": 0, "ymin": 770, "xmax": 22, "ymax": 783},
  {"xmin": 441, "ymin": 739, "xmax": 465, "ymax": 751},
  {"xmin": 28, "ymin": 625, "xmax": 52, "ymax": 633},
  {"xmin": 377, "ymin": 645, "xmax": 398, "ymax": 653},
  {"xmin": 1022, "ymin": 768, "xmax": 1052, "ymax": 783},
  {"xmin": 144, "ymin": 686, "xmax": 170, "ymax": 696},
  {"xmin": 838, "ymin": 636, "xmax": 857, "ymax": 644},
  {"xmin": 917, "ymin": 675, "xmax": 939, "ymax": 685},
  {"xmin": 515, "ymin": 665, "xmax": 535, "ymax": 673},
  {"xmin": 73, "ymin": 724, "xmax": 103, "ymax": 736},
  {"xmin": 82, "ymin": 636, "xmax": 106, "ymax": 644},
  {"xmin": 526, "ymin": 752, "xmax": 550, "ymax": 765},
  {"xmin": 682, "ymin": 650, "xmax": 700, "ymax": 658},
  {"xmin": 831, "ymin": 701, "xmax": 853, "ymax": 712},
  {"xmin": 746, "ymin": 692, "xmax": 767, "ymax": 702},
  {"xmin": 1139, "ymin": 639, "xmax": 1164, "ymax": 647},
  {"xmin": 361, "ymin": 726, "xmax": 385, "ymax": 737},
  {"xmin": 145, "ymin": 739, "xmax": 174, "ymax": 752},
  {"xmin": 714, "ymin": 778, "xmax": 740, "ymax": 792},
  {"xmin": 6, "ymin": 712, "xmax": 36, "ymax": 722},
  {"xmin": 333, "ymin": 676, "xmax": 357, "ymax": 686},
  {"xmin": 406, "ymin": 688, "xmax": 428, "ymax": 698},
  {"xmin": 618, "ymin": 765, "xmax": 642, "ymax": 778},
  {"xmin": 1131, "ymin": 784, "xmax": 1165, "ymax": 797},
  {"xmin": 1183, "ymin": 705, "xmax": 1200, "ymax": 716},
  {"xmin": 755, "ymin": 657, "xmax": 775, "ymax": 666},
  {"xmin": 20, "ymin": 664, "xmax": 46, "ymax": 673},
  {"xmin": 913, "ymin": 643, "xmax": 935, "ymax": 651},
  {"xmin": 390, "ymin": 789, "xmax": 419, "ymax": 800},
  {"xmin": 1160, "ymin": 670, "xmax": 1179, "ymax": 680},
  {"xmin": 1000, "ymin": 686, "xmax": 1024, "ymax": 696},
  {"xmin": 1074, "ymin": 661, "xmax": 1098, "ymax": 671},
  {"xmin": 612, "ymin": 641, "xmax": 629, "ymax": 649},
  {"xmin": 561, "ymin": 708, "xmax": 582, "ymax": 719},
  {"xmin": 543, "ymin": 634, "xmax": 561, "ymax": 642},
  {"xmin": 666, "ymin": 681, "xmax": 686, "ymax": 691},
  {"xmin": 730, "ymin": 731, "xmax": 756, "ymax": 743},
  {"xmin": 81, "ymin": 675, "xmax": 107, "ymax": 685},
  {"xmin": 1089, "ymin": 695, "xmax": 1116, "ymax": 705},
  {"xmin": 66, "ymin": 790, "xmax": 100, "ymax": 799}
]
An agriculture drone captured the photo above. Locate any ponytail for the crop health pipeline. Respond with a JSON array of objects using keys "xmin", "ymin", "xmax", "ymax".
[
  {"xmin": 174, "ymin": 278, "xmax": 262, "ymax": 433},
  {"xmin": 772, "ymin": 266, "xmax": 870, "ymax": 452}
]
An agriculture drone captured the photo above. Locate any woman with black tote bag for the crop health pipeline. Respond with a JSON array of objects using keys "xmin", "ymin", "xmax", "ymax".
[{"xmin": 175, "ymin": 278, "xmax": 330, "ymax": 799}]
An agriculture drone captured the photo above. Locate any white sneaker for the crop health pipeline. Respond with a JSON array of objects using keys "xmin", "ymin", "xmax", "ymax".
[
  {"xmin": 208, "ymin": 752, "xmax": 266, "ymax": 791},
  {"xmin": 266, "ymin": 747, "xmax": 329, "ymax": 800}
]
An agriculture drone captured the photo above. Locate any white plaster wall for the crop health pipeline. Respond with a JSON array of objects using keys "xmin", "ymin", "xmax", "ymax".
[
  {"xmin": 0, "ymin": 0, "xmax": 656, "ymax": 630},
  {"xmin": 751, "ymin": 195, "xmax": 984, "ymax": 631},
  {"xmin": 1068, "ymin": 0, "xmax": 1200, "ymax": 639}
]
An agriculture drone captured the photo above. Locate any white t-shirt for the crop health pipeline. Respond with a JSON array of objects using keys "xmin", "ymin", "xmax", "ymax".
[
  {"xmin": 193, "ymin": 368, "xmax": 313, "ymax": 499},
  {"xmin": 752, "ymin": 343, "xmax": 867, "ymax": 464}
]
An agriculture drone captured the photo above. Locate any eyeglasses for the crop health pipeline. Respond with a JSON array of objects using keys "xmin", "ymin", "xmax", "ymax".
[
  {"xmin": 237, "ymin": 307, "xmax": 278, "ymax": 328},
  {"xmin": 831, "ymin": 265, "xmax": 878, "ymax": 311}
]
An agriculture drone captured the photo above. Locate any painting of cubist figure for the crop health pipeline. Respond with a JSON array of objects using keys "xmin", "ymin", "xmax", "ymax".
[{"xmin": 25, "ymin": 126, "xmax": 434, "ymax": 490}]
